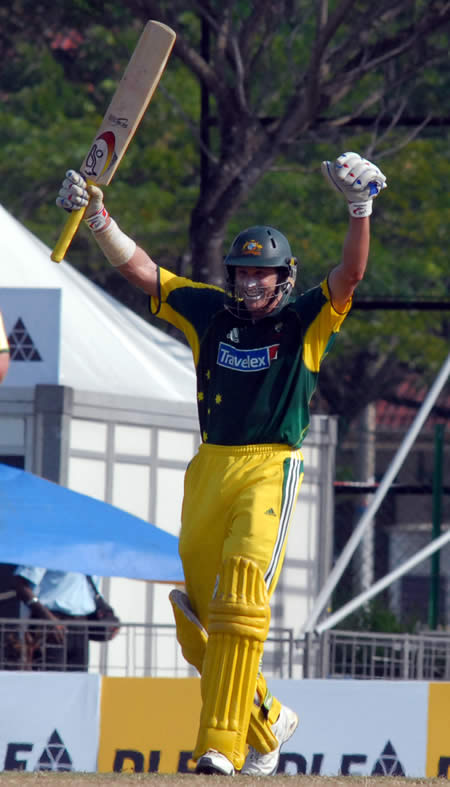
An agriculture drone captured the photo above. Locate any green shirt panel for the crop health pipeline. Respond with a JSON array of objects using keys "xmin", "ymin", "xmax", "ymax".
[{"xmin": 151, "ymin": 268, "xmax": 350, "ymax": 448}]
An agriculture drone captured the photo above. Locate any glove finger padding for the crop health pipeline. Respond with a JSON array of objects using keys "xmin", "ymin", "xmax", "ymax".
[
  {"xmin": 56, "ymin": 169, "xmax": 89, "ymax": 211},
  {"xmin": 335, "ymin": 152, "xmax": 386, "ymax": 199},
  {"xmin": 322, "ymin": 152, "xmax": 387, "ymax": 208}
]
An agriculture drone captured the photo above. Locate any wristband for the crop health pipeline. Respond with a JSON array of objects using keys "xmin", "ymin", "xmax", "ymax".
[
  {"xmin": 348, "ymin": 201, "xmax": 373, "ymax": 218},
  {"xmin": 90, "ymin": 218, "xmax": 136, "ymax": 267},
  {"xmin": 85, "ymin": 206, "xmax": 109, "ymax": 232}
]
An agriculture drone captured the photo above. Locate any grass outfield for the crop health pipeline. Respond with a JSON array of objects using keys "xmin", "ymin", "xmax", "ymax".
[{"xmin": 0, "ymin": 776, "xmax": 447, "ymax": 786}]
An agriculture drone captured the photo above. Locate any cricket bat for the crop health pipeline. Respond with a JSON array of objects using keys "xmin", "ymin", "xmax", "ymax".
[{"xmin": 51, "ymin": 20, "xmax": 176, "ymax": 263}]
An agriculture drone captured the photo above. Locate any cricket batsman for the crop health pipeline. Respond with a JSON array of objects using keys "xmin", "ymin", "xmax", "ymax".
[{"xmin": 56, "ymin": 151, "xmax": 386, "ymax": 775}]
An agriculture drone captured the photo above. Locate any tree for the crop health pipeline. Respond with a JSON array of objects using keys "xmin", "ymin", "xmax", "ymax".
[
  {"xmin": 1, "ymin": 1, "xmax": 448, "ymax": 286},
  {"xmin": 110, "ymin": 0, "xmax": 450, "ymax": 284}
]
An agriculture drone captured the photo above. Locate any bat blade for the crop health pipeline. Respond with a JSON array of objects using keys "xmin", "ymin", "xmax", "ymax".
[{"xmin": 51, "ymin": 20, "xmax": 176, "ymax": 263}]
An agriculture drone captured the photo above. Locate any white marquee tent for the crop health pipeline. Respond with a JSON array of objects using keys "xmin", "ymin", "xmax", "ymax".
[{"xmin": 0, "ymin": 204, "xmax": 196, "ymax": 399}]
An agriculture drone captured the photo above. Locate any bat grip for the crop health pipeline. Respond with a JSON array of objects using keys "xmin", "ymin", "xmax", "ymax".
[
  {"xmin": 51, "ymin": 206, "xmax": 88, "ymax": 263},
  {"xmin": 51, "ymin": 176, "xmax": 96, "ymax": 263}
]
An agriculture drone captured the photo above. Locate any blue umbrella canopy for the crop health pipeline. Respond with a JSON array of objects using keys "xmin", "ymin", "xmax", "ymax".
[{"xmin": 0, "ymin": 464, "xmax": 184, "ymax": 583}]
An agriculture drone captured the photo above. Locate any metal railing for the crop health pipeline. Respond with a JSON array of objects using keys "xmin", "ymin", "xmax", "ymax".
[
  {"xmin": 303, "ymin": 629, "xmax": 450, "ymax": 680},
  {"xmin": 0, "ymin": 618, "xmax": 296, "ymax": 677},
  {"xmin": 4, "ymin": 617, "xmax": 450, "ymax": 680}
]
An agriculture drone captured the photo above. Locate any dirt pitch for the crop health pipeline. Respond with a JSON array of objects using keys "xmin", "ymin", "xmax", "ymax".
[{"xmin": 0, "ymin": 775, "xmax": 446, "ymax": 787}]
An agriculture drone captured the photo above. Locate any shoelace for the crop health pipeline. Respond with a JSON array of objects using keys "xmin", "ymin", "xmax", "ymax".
[{"xmin": 246, "ymin": 747, "xmax": 261, "ymax": 762}]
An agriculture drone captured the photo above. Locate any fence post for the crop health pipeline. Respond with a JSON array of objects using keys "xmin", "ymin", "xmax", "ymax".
[
  {"xmin": 288, "ymin": 628, "xmax": 294, "ymax": 679},
  {"xmin": 429, "ymin": 423, "xmax": 445, "ymax": 629},
  {"xmin": 303, "ymin": 631, "xmax": 310, "ymax": 678}
]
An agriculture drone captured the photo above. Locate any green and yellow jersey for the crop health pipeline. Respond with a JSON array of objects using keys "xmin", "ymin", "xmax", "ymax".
[{"xmin": 151, "ymin": 268, "xmax": 350, "ymax": 448}]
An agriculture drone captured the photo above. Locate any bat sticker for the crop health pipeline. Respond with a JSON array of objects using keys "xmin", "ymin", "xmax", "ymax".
[
  {"xmin": 83, "ymin": 131, "xmax": 118, "ymax": 179},
  {"xmin": 108, "ymin": 113, "xmax": 129, "ymax": 129}
]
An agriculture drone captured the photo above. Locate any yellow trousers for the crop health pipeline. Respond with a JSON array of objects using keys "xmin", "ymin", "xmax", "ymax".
[
  {"xmin": 179, "ymin": 442, "xmax": 304, "ymax": 621},
  {"xmin": 178, "ymin": 442, "xmax": 304, "ymax": 765}
]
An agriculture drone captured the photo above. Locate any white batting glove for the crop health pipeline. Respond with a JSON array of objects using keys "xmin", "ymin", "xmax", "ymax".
[
  {"xmin": 56, "ymin": 169, "xmax": 135, "ymax": 265},
  {"xmin": 56, "ymin": 170, "xmax": 90, "ymax": 211},
  {"xmin": 56, "ymin": 170, "xmax": 109, "ymax": 231},
  {"xmin": 321, "ymin": 152, "xmax": 387, "ymax": 217}
]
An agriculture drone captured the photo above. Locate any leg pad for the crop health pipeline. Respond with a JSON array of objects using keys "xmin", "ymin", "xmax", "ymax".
[
  {"xmin": 193, "ymin": 556, "xmax": 270, "ymax": 770},
  {"xmin": 169, "ymin": 586, "xmax": 280, "ymax": 756},
  {"xmin": 169, "ymin": 588, "xmax": 206, "ymax": 674}
]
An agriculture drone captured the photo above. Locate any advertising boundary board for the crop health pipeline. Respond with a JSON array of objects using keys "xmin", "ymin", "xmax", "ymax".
[
  {"xmin": 97, "ymin": 677, "xmax": 201, "ymax": 774},
  {"xmin": 269, "ymin": 678, "xmax": 429, "ymax": 777},
  {"xmin": 97, "ymin": 677, "xmax": 434, "ymax": 776},
  {"xmin": 1, "ymin": 674, "xmax": 450, "ymax": 777},
  {"xmin": 427, "ymin": 682, "xmax": 450, "ymax": 778},
  {"xmin": 0, "ymin": 672, "xmax": 101, "ymax": 773}
]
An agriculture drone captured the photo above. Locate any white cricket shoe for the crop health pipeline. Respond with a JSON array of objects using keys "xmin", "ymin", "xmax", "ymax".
[
  {"xmin": 195, "ymin": 749, "xmax": 235, "ymax": 776},
  {"xmin": 241, "ymin": 704, "xmax": 298, "ymax": 776}
]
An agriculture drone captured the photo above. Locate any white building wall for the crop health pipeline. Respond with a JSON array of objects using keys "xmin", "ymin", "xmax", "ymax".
[{"xmin": 62, "ymin": 389, "xmax": 200, "ymax": 675}]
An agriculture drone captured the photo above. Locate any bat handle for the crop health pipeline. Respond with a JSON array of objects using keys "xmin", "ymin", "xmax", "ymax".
[
  {"xmin": 51, "ymin": 176, "xmax": 96, "ymax": 262},
  {"xmin": 51, "ymin": 205, "xmax": 88, "ymax": 263}
]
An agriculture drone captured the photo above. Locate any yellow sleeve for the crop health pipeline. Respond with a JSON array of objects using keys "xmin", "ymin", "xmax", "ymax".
[
  {"xmin": 303, "ymin": 280, "xmax": 351, "ymax": 373},
  {"xmin": 149, "ymin": 267, "xmax": 224, "ymax": 366},
  {"xmin": 150, "ymin": 267, "xmax": 189, "ymax": 318}
]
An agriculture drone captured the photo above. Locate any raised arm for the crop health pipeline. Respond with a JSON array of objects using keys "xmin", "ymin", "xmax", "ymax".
[
  {"xmin": 112, "ymin": 245, "xmax": 159, "ymax": 297},
  {"xmin": 328, "ymin": 216, "xmax": 370, "ymax": 312},
  {"xmin": 321, "ymin": 152, "xmax": 387, "ymax": 313},
  {"xmin": 56, "ymin": 171, "xmax": 159, "ymax": 297}
]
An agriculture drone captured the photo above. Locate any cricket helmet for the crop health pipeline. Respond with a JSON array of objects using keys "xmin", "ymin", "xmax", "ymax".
[{"xmin": 224, "ymin": 226, "xmax": 298, "ymax": 318}]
